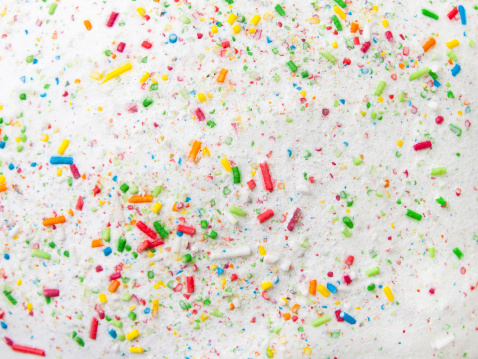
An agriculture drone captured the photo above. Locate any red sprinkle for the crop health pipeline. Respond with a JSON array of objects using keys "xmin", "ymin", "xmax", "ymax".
[
  {"xmin": 231, "ymin": 273, "xmax": 238, "ymax": 281},
  {"xmin": 257, "ymin": 209, "xmax": 274, "ymax": 223},
  {"xmin": 11, "ymin": 345, "xmax": 45, "ymax": 357},
  {"xmin": 117, "ymin": 42, "xmax": 126, "ymax": 53},
  {"xmin": 343, "ymin": 275, "xmax": 352, "ymax": 285},
  {"xmin": 89, "ymin": 317, "xmax": 99, "ymax": 340},
  {"xmin": 76, "ymin": 196, "xmax": 84, "ymax": 211},
  {"xmin": 447, "ymin": 7, "xmax": 459, "ymax": 20},
  {"xmin": 335, "ymin": 310, "xmax": 345, "ymax": 322},
  {"xmin": 360, "ymin": 41, "xmax": 371, "ymax": 53},
  {"xmin": 435, "ymin": 116, "xmax": 444, "ymax": 124},
  {"xmin": 136, "ymin": 221, "xmax": 158, "ymax": 239},
  {"xmin": 413, "ymin": 141, "xmax": 432, "ymax": 151},
  {"xmin": 141, "ymin": 40, "xmax": 152, "ymax": 49},
  {"xmin": 260, "ymin": 162, "xmax": 273, "ymax": 192},
  {"xmin": 344, "ymin": 256, "xmax": 354, "ymax": 266},
  {"xmin": 247, "ymin": 179, "xmax": 256, "ymax": 190},
  {"xmin": 177, "ymin": 224, "xmax": 196, "ymax": 236},
  {"xmin": 186, "ymin": 276, "xmax": 195, "ymax": 293},
  {"xmin": 106, "ymin": 12, "xmax": 119, "ymax": 28},
  {"xmin": 70, "ymin": 164, "xmax": 80, "ymax": 179},
  {"xmin": 137, "ymin": 240, "xmax": 151, "ymax": 253}
]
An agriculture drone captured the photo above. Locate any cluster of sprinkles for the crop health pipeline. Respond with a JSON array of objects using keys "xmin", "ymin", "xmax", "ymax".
[{"xmin": 0, "ymin": 0, "xmax": 476, "ymax": 358}]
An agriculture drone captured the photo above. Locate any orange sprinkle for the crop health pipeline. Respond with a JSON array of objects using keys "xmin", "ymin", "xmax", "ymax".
[
  {"xmin": 309, "ymin": 280, "xmax": 317, "ymax": 296},
  {"xmin": 291, "ymin": 303, "xmax": 300, "ymax": 313},
  {"xmin": 350, "ymin": 22, "xmax": 359, "ymax": 33},
  {"xmin": 91, "ymin": 239, "xmax": 104, "ymax": 248},
  {"xmin": 422, "ymin": 37, "xmax": 436, "ymax": 52},
  {"xmin": 108, "ymin": 280, "xmax": 120, "ymax": 293},
  {"xmin": 283, "ymin": 313, "xmax": 291, "ymax": 321},
  {"xmin": 217, "ymin": 68, "xmax": 228, "ymax": 83},
  {"xmin": 229, "ymin": 303, "xmax": 235, "ymax": 310},
  {"xmin": 188, "ymin": 140, "xmax": 202, "ymax": 162},
  {"xmin": 384, "ymin": 179, "xmax": 389, "ymax": 188},
  {"xmin": 84, "ymin": 20, "xmax": 92, "ymax": 31},
  {"xmin": 399, "ymin": 63, "xmax": 405, "ymax": 70},
  {"xmin": 0, "ymin": 183, "xmax": 7, "ymax": 193},
  {"xmin": 128, "ymin": 195, "xmax": 153, "ymax": 203},
  {"xmin": 43, "ymin": 216, "xmax": 66, "ymax": 226}
]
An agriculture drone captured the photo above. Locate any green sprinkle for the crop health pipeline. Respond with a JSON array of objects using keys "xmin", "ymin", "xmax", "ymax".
[
  {"xmin": 331, "ymin": 15, "xmax": 342, "ymax": 31},
  {"xmin": 111, "ymin": 319, "xmax": 123, "ymax": 328},
  {"xmin": 117, "ymin": 237, "xmax": 126, "ymax": 252},
  {"xmin": 153, "ymin": 221, "xmax": 169, "ymax": 238},
  {"xmin": 102, "ymin": 228, "xmax": 111, "ymax": 242},
  {"xmin": 209, "ymin": 230, "xmax": 218, "ymax": 239},
  {"xmin": 319, "ymin": 51, "xmax": 337, "ymax": 64},
  {"xmin": 428, "ymin": 247, "xmax": 435, "ymax": 258},
  {"xmin": 365, "ymin": 267, "xmax": 380, "ymax": 277},
  {"xmin": 48, "ymin": 3, "xmax": 57, "ymax": 15},
  {"xmin": 229, "ymin": 206, "xmax": 245, "ymax": 216},
  {"xmin": 201, "ymin": 220, "xmax": 208, "ymax": 229},
  {"xmin": 120, "ymin": 183, "xmax": 129, "ymax": 193},
  {"xmin": 422, "ymin": 9, "xmax": 439, "ymax": 20},
  {"xmin": 409, "ymin": 67, "xmax": 430, "ymax": 81},
  {"xmin": 405, "ymin": 209, "xmax": 422, "ymax": 221},
  {"xmin": 342, "ymin": 216, "xmax": 354, "ymax": 229},
  {"xmin": 353, "ymin": 157, "xmax": 363, "ymax": 165},
  {"xmin": 453, "ymin": 248, "xmax": 463, "ymax": 259},
  {"xmin": 143, "ymin": 97, "xmax": 153, "ymax": 107},
  {"xmin": 286, "ymin": 60, "xmax": 298, "ymax": 72},
  {"xmin": 32, "ymin": 249, "xmax": 50, "ymax": 260},
  {"xmin": 367, "ymin": 284, "xmax": 376, "ymax": 291},
  {"xmin": 274, "ymin": 4, "xmax": 286, "ymax": 16},
  {"xmin": 431, "ymin": 167, "xmax": 446, "ymax": 176},
  {"xmin": 152, "ymin": 185, "xmax": 162, "ymax": 197},
  {"xmin": 449, "ymin": 124, "xmax": 462, "ymax": 136},
  {"xmin": 342, "ymin": 228, "xmax": 352, "ymax": 238},
  {"xmin": 334, "ymin": 0, "xmax": 347, "ymax": 8},
  {"xmin": 181, "ymin": 254, "xmax": 192, "ymax": 263},
  {"xmin": 398, "ymin": 92, "xmax": 405, "ymax": 102},
  {"xmin": 375, "ymin": 80, "xmax": 386, "ymax": 96},
  {"xmin": 312, "ymin": 314, "xmax": 331, "ymax": 327},
  {"xmin": 436, "ymin": 197, "xmax": 446, "ymax": 206}
]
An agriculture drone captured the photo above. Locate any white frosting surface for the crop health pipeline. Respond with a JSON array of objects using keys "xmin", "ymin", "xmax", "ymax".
[{"xmin": 0, "ymin": 1, "xmax": 477, "ymax": 358}]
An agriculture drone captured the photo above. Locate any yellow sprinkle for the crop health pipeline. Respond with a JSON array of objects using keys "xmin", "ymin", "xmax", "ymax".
[
  {"xmin": 300, "ymin": 90, "xmax": 306, "ymax": 97},
  {"xmin": 261, "ymin": 281, "xmax": 273, "ymax": 290},
  {"xmin": 126, "ymin": 329, "xmax": 140, "ymax": 341},
  {"xmin": 446, "ymin": 39, "xmax": 459, "ymax": 49},
  {"xmin": 373, "ymin": 5, "xmax": 379, "ymax": 11},
  {"xmin": 335, "ymin": 301, "xmax": 341, "ymax": 305},
  {"xmin": 382, "ymin": 19, "xmax": 389, "ymax": 28},
  {"xmin": 251, "ymin": 171, "xmax": 256, "ymax": 177},
  {"xmin": 263, "ymin": 12, "xmax": 274, "ymax": 22},
  {"xmin": 152, "ymin": 299, "xmax": 159, "ymax": 310},
  {"xmin": 391, "ymin": 223, "xmax": 395, "ymax": 228},
  {"xmin": 221, "ymin": 158, "xmax": 232, "ymax": 172},
  {"xmin": 345, "ymin": 208, "xmax": 350, "ymax": 213},
  {"xmin": 56, "ymin": 168, "xmax": 62, "ymax": 176},
  {"xmin": 139, "ymin": 72, "xmax": 150, "ymax": 83},
  {"xmin": 232, "ymin": 24, "xmax": 241, "ymax": 34},
  {"xmin": 334, "ymin": 6, "xmax": 346, "ymax": 20},
  {"xmin": 458, "ymin": 111, "xmax": 462, "ymax": 116},
  {"xmin": 210, "ymin": 264, "xmax": 217, "ymax": 271},
  {"xmin": 147, "ymin": 251, "xmax": 154, "ymax": 258},
  {"xmin": 248, "ymin": 28, "xmax": 256, "ymax": 34},
  {"xmin": 308, "ymin": 17, "xmax": 320, "ymax": 24},
  {"xmin": 0, "ymin": 175, "xmax": 5, "ymax": 184},
  {"xmin": 102, "ymin": 63, "xmax": 133, "ymax": 83},
  {"xmin": 258, "ymin": 245, "xmax": 266, "ymax": 256},
  {"xmin": 152, "ymin": 203, "xmax": 162, "ymax": 213},
  {"xmin": 250, "ymin": 15, "xmax": 261, "ymax": 26},
  {"xmin": 317, "ymin": 284, "xmax": 330, "ymax": 297},
  {"xmin": 397, "ymin": 140, "xmax": 403, "ymax": 147},
  {"xmin": 27, "ymin": 302, "xmax": 33, "ymax": 311},
  {"xmin": 332, "ymin": 42, "xmax": 338, "ymax": 48},
  {"xmin": 137, "ymin": 7, "xmax": 146, "ymax": 17},
  {"xmin": 200, "ymin": 313, "xmax": 209, "ymax": 321},
  {"xmin": 360, "ymin": 110, "xmax": 366, "ymax": 117},
  {"xmin": 161, "ymin": 74, "xmax": 168, "ymax": 81},
  {"xmin": 58, "ymin": 139, "xmax": 69, "ymax": 155},
  {"xmin": 197, "ymin": 93, "xmax": 206, "ymax": 102},
  {"xmin": 99, "ymin": 294, "xmax": 107, "ymax": 304},
  {"xmin": 130, "ymin": 346, "xmax": 143, "ymax": 353},
  {"xmin": 17, "ymin": 279, "xmax": 22, "ymax": 285},
  {"xmin": 15, "ymin": 137, "xmax": 21, "ymax": 143},
  {"xmin": 384, "ymin": 286, "xmax": 394, "ymax": 301},
  {"xmin": 227, "ymin": 13, "xmax": 237, "ymax": 25},
  {"xmin": 89, "ymin": 71, "xmax": 103, "ymax": 81},
  {"xmin": 202, "ymin": 147, "xmax": 211, "ymax": 158},
  {"xmin": 211, "ymin": 25, "xmax": 218, "ymax": 33},
  {"xmin": 377, "ymin": 96, "xmax": 383, "ymax": 103},
  {"xmin": 303, "ymin": 347, "xmax": 312, "ymax": 355}
]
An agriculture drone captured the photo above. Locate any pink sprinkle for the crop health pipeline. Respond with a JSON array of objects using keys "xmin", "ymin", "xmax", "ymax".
[
  {"xmin": 385, "ymin": 31, "xmax": 393, "ymax": 41},
  {"xmin": 43, "ymin": 289, "xmax": 59, "ymax": 297},
  {"xmin": 106, "ymin": 12, "xmax": 119, "ymax": 27},
  {"xmin": 117, "ymin": 42, "xmax": 126, "ymax": 53},
  {"xmin": 435, "ymin": 116, "xmax": 444, "ymax": 124},
  {"xmin": 327, "ymin": 271, "xmax": 333, "ymax": 277},
  {"xmin": 343, "ymin": 275, "xmax": 352, "ymax": 285},
  {"xmin": 195, "ymin": 108, "xmax": 205, "ymax": 121},
  {"xmin": 360, "ymin": 41, "xmax": 371, "ymax": 53},
  {"xmin": 335, "ymin": 310, "xmax": 345, "ymax": 322}
]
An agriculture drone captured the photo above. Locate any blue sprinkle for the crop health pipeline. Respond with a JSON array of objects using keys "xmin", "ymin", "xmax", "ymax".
[
  {"xmin": 326, "ymin": 283, "xmax": 337, "ymax": 293},
  {"xmin": 185, "ymin": 197, "xmax": 191, "ymax": 202},
  {"xmin": 339, "ymin": 99, "xmax": 345, "ymax": 104},
  {"xmin": 20, "ymin": 76, "xmax": 26, "ymax": 83},
  {"xmin": 144, "ymin": 308, "xmax": 151, "ymax": 314},
  {"xmin": 4, "ymin": 254, "xmax": 9, "ymax": 260},
  {"xmin": 103, "ymin": 247, "xmax": 112, "ymax": 256},
  {"xmin": 290, "ymin": 45, "xmax": 296, "ymax": 50},
  {"xmin": 8, "ymin": 163, "xmax": 14, "ymax": 170},
  {"xmin": 434, "ymin": 80, "xmax": 441, "ymax": 87},
  {"xmin": 176, "ymin": 231, "xmax": 183, "ymax": 237},
  {"xmin": 40, "ymin": 93, "xmax": 47, "ymax": 97},
  {"xmin": 266, "ymin": 37, "xmax": 272, "ymax": 43},
  {"xmin": 169, "ymin": 34, "xmax": 178, "ymax": 43},
  {"xmin": 33, "ymin": 59, "xmax": 38, "ymax": 64},
  {"xmin": 55, "ymin": 55, "xmax": 60, "ymax": 60},
  {"xmin": 55, "ymin": 78, "xmax": 59, "ymax": 85},
  {"xmin": 1, "ymin": 322, "xmax": 7, "ymax": 329},
  {"xmin": 50, "ymin": 156, "xmax": 73, "ymax": 165},
  {"xmin": 31, "ymin": 162, "xmax": 37, "ymax": 167},
  {"xmin": 287, "ymin": 149, "xmax": 292, "ymax": 157},
  {"xmin": 217, "ymin": 267, "xmax": 224, "ymax": 275},
  {"xmin": 0, "ymin": 142, "xmax": 5, "ymax": 149},
  {"xmin": 458, "ymin": 5, "xmax": 466, "ymax": 25},
  {"xmin": 343, "ymin": 142, "xmax": 349, "ymax": 147},
  {"xmin": 451, "ymin": 64, "xmax": 461, "ymax": 77},
  {"xmin": 296, "ymin": 87, "xmax": 302, "ymax": 91},
  {"xmin": 378, "ymin": 284, "xmax": 383, "ymax": 289},
  {"xmin": 112, "ymin": 175, "xmax": 118, "ymax": 182},
  {"xmin": 340, "ymin": 311, "xmax": 356, "ymax": 324},
  {"xmin": 108, "ymin": 329, "xmax": 117, "ymax": 339},
  {"xmin": 25, "ymin": 30, "xmax": 28, "ymax": 35}
]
